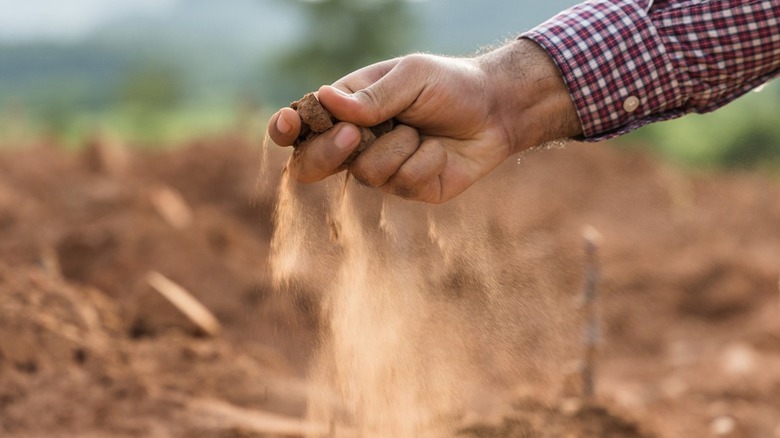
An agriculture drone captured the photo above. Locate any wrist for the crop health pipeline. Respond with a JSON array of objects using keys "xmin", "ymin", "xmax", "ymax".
[{"xmin": 478, "ymin": 38, "xmax": 582, "ymax": 154}]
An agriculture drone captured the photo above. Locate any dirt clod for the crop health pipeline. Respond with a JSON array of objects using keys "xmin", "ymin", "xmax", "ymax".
[
  {"xmin": 290, "ymin": 92, "xmax": 396, "ymax": 163},
  {"xmin": 291, "ymin": 93, "xmax": 334, "ymax": 137}
]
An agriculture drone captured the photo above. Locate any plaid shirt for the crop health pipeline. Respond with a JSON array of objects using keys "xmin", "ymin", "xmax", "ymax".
[{"xmin": 523, "ymin": 0, "xmax": 780, "ymax": 140}]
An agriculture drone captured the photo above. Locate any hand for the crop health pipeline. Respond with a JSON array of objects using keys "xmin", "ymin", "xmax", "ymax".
[{"xmin": 267, "ymin": 38, "xmax": 581, "ymax": 203}]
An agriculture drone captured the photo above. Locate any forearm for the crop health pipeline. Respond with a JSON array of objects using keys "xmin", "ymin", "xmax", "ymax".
[
  {"xmin": 477, "ymin": 39, "xmax": 583, "ymax": 154},
  {"xmin": 524, "ymin": 0, "xmax": 780, "ymax": 140}
]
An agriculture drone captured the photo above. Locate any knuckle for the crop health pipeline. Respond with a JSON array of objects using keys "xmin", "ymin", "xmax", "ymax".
[
  {"xmin": 350, "ymin": 175, "xmax": 371, "ymax": 188},
  {"xmin": 350, "ymin": 160, "xmax": 384, "ymax": 188},
  {"xmin": 354, "ymin": 88, "xmax": 383, "ymax": 122},
  {"xmin": 414, "ymin": 181, "xmax": 440, "ymax": 204},
  {"xmin": 394, "ymin": 124, "xmax": 419, "ymax": 143},
  {"xmin": 355, "ymin": 88, "xmax": 379, "ymax": 107},
  {"xmin": 394, "ymin": 166, "xmax": 423, "ymax": 189},
  {"xmin": 398, "ymin": 54, "xmax": 437, "ymax": 81},
  {"xmin": 389, "ymin": 143, "xmax": 411, "ymax": 161},
  {"xmin": 383, "ymin": 126, "xmax": 418, "ymax": 159},
  {"xmin": 400, "ymin": 53, "xmax": 431, "ymax": 70},
  {"xmin": 392, "ymin": 184, "xmax": 418, "ymax": 200}
]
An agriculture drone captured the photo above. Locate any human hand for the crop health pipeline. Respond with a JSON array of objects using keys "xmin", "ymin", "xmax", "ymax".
[{"xmin": 267, "ymin": 38, "xmax": 581, "ymax": 203}]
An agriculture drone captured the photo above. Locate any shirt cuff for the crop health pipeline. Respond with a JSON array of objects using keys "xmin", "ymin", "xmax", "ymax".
[{"xmin": 523, "ymin": 0, "xmax": 689, "ymax": 141}]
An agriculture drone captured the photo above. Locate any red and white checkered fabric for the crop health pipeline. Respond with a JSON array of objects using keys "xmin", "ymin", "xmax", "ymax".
[{"xmin": 523, "ymin": 0, "xmax": 780, "ymax": 140}]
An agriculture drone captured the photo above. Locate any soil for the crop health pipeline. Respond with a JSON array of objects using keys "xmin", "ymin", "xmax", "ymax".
[
  {"xmin": 290, "ymin": 93, "xmax": 395, "ymax": 163},
  {"xmin": 292, "ymin": 93, "xmax": 336, "ymax": 141},
  {"xmin": 0, "ymin": 133, "xmax": 779, "ymax": 437}
]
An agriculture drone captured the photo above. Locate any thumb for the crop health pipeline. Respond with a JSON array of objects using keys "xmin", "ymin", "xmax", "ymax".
[{"xmin": 318, "ymin": 58, "xmax": 426, "ymax": 126}]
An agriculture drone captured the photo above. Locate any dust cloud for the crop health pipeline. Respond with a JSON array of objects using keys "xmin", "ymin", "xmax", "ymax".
[{"xmin": 267, "ymin": 156, "xmax": 580, "ymax": 436}]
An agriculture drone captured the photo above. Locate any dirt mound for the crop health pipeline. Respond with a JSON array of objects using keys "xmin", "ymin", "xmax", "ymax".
[
  {"xmin": 460, "ymin": 399, "xmax": 652, "ymax": 438},
  {"xmin": 0, "ymin": 135, "xmax": 778, "ymax": 437}
]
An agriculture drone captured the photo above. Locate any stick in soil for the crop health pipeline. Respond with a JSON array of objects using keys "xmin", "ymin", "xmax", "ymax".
[
  {"xmin": 145, "ymin": 271, "xmax": 221, "ymax": 337},
  {"xmin": 186, "ymin": 397, "xmax": 330, "ymax": 436},
  {"xmin": 581, "ymin": 226, "xmax": 603, "ymax": 401},
  {"xmin": 290, "ymin": 92, "xmax": 395, "ymax": 164}
]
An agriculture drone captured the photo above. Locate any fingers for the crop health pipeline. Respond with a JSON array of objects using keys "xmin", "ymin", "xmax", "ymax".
[
  {"xmin": 288, "ymin": 123, "xmax": 361, "ymax": 184},
  {"xmin": 281, "ymin": 115, "xmax": 450, "ymax": 202},
  {"xmin": 350, "ymin": 124, "xmax": 448, "ymax": 203},
  {"xmin": 381, "ymin": 139, "xmax": 447, "ymax": 203},
  {"xmin": 267, "ymin": 107, "xmax": 302, "ymax": 146},
  {"xmin": 350, "ymin": 125, "xmax": 420, "ymax": 188},
  {"xmin": 318, "ymin": 55, "xmax": 431, "ymax": 127},
  {"xmin": 284, "ymin": 116, "xmax": 448, "ymax": 203}
]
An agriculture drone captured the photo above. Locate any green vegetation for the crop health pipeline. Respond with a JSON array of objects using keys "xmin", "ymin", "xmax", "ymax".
[
  {"xmin": 0, "ymin": 0, "xmax": 417, "ymax": 147},
  {"xmin": 0, "ymin": 43, "xmax": 241, "ymax": 147},
  {"xmin": 619, "ymin": 82, "xmax": 780, "ymax": 170},
  {"xmin": 266, "ymin": 0, "xmax": 417, "ymax": 104},
  {"xmin": 0, "ymin": 103, "xmax": 241, "ymax": 149}
]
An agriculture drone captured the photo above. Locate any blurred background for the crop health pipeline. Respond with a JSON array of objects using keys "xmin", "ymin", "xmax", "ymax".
[
  {"xmin": 1, "ymin": 0, "xmax": 777, "ymax": 168},
  {"xmin": 1, "ymin": 3, "xmax": 779, "ymax": 437}
]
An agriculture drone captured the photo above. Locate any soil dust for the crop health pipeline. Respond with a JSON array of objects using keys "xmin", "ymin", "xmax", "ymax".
[{"xmin": 268, "ymin": 133, "xmax": 607, "ymax": 436}]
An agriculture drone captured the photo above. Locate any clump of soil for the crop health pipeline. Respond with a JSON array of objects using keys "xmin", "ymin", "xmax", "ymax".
[
  {"xmin": 291, "ymin": 93, "xmax": 335, "ymax": 137},
  {"xmin": 290, "ymin": 92, "xmax": 395, "ymax": 162}
]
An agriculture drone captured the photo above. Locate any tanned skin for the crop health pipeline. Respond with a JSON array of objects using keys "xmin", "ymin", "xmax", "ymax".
[{"xmin": 267, "ymin": 39, "xmax": 581, "ymax": 204}]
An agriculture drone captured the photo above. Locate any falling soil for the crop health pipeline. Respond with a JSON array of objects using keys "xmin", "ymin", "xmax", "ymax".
[{"xmin": 0, "ymin": 132, "xmax": 779, "ymax": 437}]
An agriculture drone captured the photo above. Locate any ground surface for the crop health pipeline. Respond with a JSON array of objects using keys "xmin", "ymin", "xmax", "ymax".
[{"xmin": 0, "ymin": 135, "xmax": 778, "ymax": 437}]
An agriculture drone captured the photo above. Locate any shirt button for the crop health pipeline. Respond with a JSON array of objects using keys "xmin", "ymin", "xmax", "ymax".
[{"xmin": 623, "ymin": 96, "xmax": 640, "ymax": 113}]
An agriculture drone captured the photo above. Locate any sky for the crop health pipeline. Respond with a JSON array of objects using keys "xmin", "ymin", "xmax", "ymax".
[{"xmin": 0, "ymin": 0, "xmax": 180, "ymax": 41}]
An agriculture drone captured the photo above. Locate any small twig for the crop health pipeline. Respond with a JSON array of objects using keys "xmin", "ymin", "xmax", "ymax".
[
  {"xmin": 149, "ymin": 185, "xmax": 193, "ymax": 229},
  {"xmin": 581, "ymin": 225, "xmax": 603, "ymax": 401},
  {"xmin": 185, "ymin": 397, "xmax": 332, "ymax": 437},
  {"xmin": 145, "ymin": 271, "xmax": 221, "ymax": 337},
  {"xmin": 38, "ymin": 246, "xmax": 62, "ymax": 279}
]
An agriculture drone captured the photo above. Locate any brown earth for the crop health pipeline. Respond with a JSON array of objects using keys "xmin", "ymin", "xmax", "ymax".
[
  {"xmin": 291, "ymin": 93, "xmax": 395, "ymax": 163},
  {"xmin": 0, "ymin": 134, "xmax": 778, "ymax": 437}
]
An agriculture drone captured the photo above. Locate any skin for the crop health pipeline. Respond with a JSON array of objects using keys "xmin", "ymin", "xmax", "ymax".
[{"xmin": 267, "ymin": 38, "xmax": 582, "ymax": 204}]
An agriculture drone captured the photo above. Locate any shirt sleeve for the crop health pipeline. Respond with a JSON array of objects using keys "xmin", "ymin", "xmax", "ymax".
[{"xmin": 522, "ymin": 0, "xmax": 780, "ymax": 141}]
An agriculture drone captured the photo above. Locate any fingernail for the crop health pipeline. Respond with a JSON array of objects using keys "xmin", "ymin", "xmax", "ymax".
[
  {"xmin": 276, "ymin": 114, "xmax": 292, "ymax": 134},
  {"xmin": 334, "ymin": 125, "xmax": 359, "ymax": 150}
]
